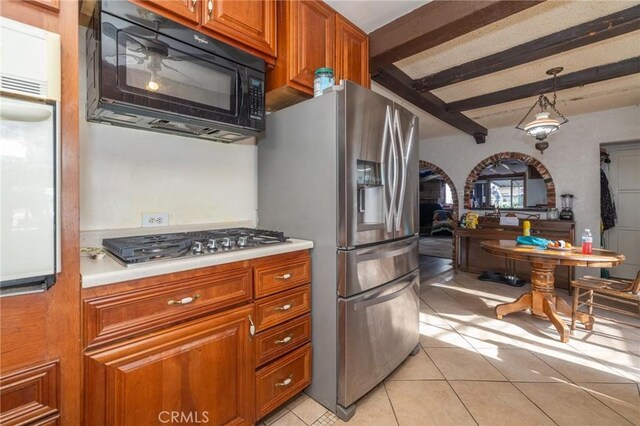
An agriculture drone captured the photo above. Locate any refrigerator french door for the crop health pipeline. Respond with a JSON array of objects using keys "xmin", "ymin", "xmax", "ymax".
[
  {"xmin": 339, "ymin": 86, "xmax": 418, "ymax": 248},
  {"xmin": 0, "ymin": 96, "xmax": 59, "ymax": 295}
]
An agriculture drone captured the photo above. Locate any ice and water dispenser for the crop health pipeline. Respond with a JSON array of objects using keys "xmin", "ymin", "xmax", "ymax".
[{"xmin": 356, "ymin": 160, "xmax": 385, "ymax": 229}]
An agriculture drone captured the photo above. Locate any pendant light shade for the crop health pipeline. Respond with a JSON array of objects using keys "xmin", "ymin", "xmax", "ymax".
[{"xmin": 523, "ymin": 112, "xmax": 561, "ymax": 141}]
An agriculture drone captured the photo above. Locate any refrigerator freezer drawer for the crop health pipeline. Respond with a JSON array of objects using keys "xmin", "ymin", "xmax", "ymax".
[
  {"xmin": 338, "ymin": 236, "xmax": 418, "ymax": 298},
  {"xmin": 337, "ymin": 269, "xmax": 419, "ymax": 408}
]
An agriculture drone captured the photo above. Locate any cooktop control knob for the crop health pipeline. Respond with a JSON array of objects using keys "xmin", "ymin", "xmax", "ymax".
[
  {"xmin": 207, "ymin": 239, "xmax": 218, "ymax": 250},
  {"xmin": 237, "ymin": 236, "xmax": 249, "ymax": 247},
  {"xmin": 222, "ymin": 237, "xmax": 233, "ymax": 249},
  {"xmin": 192, "ymin": 241, "xmax": 204, "ymax": 254}
]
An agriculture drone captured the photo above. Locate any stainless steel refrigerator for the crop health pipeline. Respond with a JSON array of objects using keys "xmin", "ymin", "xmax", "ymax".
[{"xmin": 258, "ymin": 81, "xmax": 419, "ymax": 420}]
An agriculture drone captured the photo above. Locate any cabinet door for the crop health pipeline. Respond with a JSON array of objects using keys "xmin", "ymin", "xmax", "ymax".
[
  {"xmin": 335, "ymin": 16, "xmax": 369, "ymax": 88},
  {"xmin": 201, "ymin": 0, "xmax": 276, "ymax": 58},
  {"xmin": 144, "ymin": 0, "xmax": 200, "ymax": 24},
  {"xmin": 85, "ymin": 305, "xmax": 255, "ymax": 426},
  {"xmin": 288, "ymin": 0, "xmax": 335, "ymax": 93}
]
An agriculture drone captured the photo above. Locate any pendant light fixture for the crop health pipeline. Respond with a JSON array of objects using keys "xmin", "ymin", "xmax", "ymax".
[{"xmin": 516, "ymin": 67, "xmax": 568, "ymax": 153}]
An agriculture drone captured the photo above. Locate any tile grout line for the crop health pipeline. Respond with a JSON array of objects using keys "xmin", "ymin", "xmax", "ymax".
[
  {"xmin": 513, "ymin": 371, "xmax": 636, "ymax": 425},
  {"xmin": 382, "ymin": 380, "xmax": 401, "ymax": 426},
  {"xmin": 509, "ymin": 380, "xmax": 561, "ymax": 426}
]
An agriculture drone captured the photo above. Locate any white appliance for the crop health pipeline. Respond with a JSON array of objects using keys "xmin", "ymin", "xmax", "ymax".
[{"xmin": 0, "ymin": 17, "xmax": 61, "ymax": 296}]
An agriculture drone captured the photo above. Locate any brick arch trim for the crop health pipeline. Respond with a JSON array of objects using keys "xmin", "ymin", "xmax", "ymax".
[
  {"xmin": 463, "ymin": 152, "xmax": 556, "ymax": 209},
  {"xmin": 419, "ymin": 160, "xmax": 459, "ymax": 220}
]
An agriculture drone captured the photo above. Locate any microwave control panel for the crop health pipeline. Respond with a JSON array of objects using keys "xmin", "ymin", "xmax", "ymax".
[{"xmin": 249, "ymin": 77, "xmax": 264, "ymax": 121}]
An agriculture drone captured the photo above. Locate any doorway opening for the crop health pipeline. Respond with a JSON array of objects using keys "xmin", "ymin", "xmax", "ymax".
[{"xmin": 418, "ymin": 161, "xmax": 458, "ymax": 280}]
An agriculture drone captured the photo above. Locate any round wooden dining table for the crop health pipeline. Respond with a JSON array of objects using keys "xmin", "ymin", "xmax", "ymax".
[{"xmin": 480, "ymin": 240, "xmax": 625, "ymax": 342}]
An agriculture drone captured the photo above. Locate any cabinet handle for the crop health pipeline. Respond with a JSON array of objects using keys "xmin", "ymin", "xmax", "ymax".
[
  {"xmin": 274, "ymin": 303, "xmax": 292, "ymax": 311},
  {"xmin": 276, "ymin": 273, "xmax": 292, "ymax": 280},
  {"xmin": 207, "ymin": 0, "xmax": 213, "ymax": 18},
  {"xmin": 248, "ymin": 315, "xmax": 256, "ymax": 337},
  {"xmin": 275, "ymin": 334, "xmax": 293, "ymax": 345},
  {"xmin": 167, "ymin": 294, "xmax": 201, "ymax": 305},
  {"xmin": 190, "ymin": 0, "xmax": 196, "ymax": 12},
  {"xmin": 275, "ymin": 375, "xmax": 293, "ymax": 387}
]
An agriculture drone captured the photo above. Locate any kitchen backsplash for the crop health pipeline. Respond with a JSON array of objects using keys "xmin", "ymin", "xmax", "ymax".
[{"xmin": 78, "ymin": 29, "xmax": 257, "ymax": 231}]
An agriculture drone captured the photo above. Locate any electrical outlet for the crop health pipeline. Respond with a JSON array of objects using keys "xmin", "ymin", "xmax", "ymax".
[{"xmin": 142, "ymin": 213, "xmax": 169, "ymax": 227}]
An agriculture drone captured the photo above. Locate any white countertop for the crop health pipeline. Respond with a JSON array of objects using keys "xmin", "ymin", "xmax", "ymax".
[
  {"xmin": 79, "ymin": 222, "xmax": 313, "ymax": 288},
  {"xmin": 81, "ymin": 238, "xmax": 313, "ymax": 288}
]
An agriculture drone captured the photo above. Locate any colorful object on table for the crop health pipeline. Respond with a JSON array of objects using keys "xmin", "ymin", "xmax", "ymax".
[
  {"xmin": 516, "ymin": 235, "xmax": 551, "ymax": 248},
  {"xmin": 581, "ymin": 229, "xmax": 593, "ymax": 254},
  {"xmin": 465, "ymin": 212, "xmax": 479, "ymax": 229},
  {"xmin": 523, "ymin": 220, "xmax": 531, "ymax": 236}
]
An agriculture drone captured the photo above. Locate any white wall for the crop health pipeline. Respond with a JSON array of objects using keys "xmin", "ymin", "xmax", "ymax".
[
  {"xmin": 79, "ymin": 30, "xmax": 257, "ymax": 231},
  {"xmin": 419, "ymin": 105, "xmax": 640, "ymax": 247}
]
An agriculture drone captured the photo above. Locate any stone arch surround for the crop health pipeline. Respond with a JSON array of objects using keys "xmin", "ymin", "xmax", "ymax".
[
  {"xmin": 463, "ymin": 152, "xmax": 556, "ymax": 210},
  {"xmin": 419, "ymin": 160, "xmax": 459, "ymax": 220}
]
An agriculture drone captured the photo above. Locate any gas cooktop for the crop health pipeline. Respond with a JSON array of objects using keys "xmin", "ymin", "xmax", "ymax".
[{"xmin": 103, "ymin": 228, "xmax": 290, "ymax": 267}]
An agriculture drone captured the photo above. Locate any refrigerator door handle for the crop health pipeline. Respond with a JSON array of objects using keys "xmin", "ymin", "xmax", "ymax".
[
  {"xmin": 394, "ymin": 112, "xmax": 416, "ymax": 232},
  {"xmin": 353, "ymin": 274, "xmax": 416, "ymax": 310},
  {"xmin": 393, "ymin": 109, "xmax": 405, "ymax": 231},
  {"xmin": 383, "ymin": 105, "xmax": 396, "ymax": 233}
]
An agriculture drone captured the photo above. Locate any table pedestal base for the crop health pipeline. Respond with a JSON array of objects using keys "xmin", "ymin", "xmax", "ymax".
[{"xmin": 494, "ymin": 263, "xmax": 594, "ymax": 343}]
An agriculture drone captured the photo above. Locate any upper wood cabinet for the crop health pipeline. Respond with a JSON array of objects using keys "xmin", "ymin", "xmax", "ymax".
[
  {"xmin": 266, "ymin": 0, "xmax": 369, "ymax": 111},
  {"xmin": 201, "ymin": 0, "xmax": 276, "ymax": 58},
  {"xmin": 138, "ymin": 0, "xmax": 276, "ymax": 64},
  {"xmin": 85, "ymin": 304, "xmax": 255, "ymax": 426},
  {"xmin": 335, "ymin": 15, "xmax": 369, "ymax": 89},
  {"xmin": 144, "ymin": 0, "xmax": 200, "ymax": 24},
  {"xmin": 267, "ymin": 0, "xmax": 335, "ymax": 110}
]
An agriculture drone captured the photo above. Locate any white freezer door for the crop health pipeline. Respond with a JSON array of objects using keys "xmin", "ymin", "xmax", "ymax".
[{"xmin": 0, "ymin": 96, "xmax": 57, "ymax": 289}]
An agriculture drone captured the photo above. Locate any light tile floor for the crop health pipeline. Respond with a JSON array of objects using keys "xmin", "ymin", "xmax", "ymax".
[{"xmin": 261, "ymin": 271, "xmax": 640, "ymax": 426}]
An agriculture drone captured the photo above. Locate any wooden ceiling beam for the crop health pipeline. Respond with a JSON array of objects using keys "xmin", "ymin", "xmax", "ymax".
[
  {"xmin": 369, "ymin": 0, "xmax": 544, "ymax": 69},
  {"xmin": 414, "ymin": 5, "xmax": 640, "ymax": 92},
  {"xmin": 447, "ymin": 57, "xmax": 640, "ymax": 112},
  {"xmin": 372, "ymin": 65, "xmax": 488, "ymax": 143}
]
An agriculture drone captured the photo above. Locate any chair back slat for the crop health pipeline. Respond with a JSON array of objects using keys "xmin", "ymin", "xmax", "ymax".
[{"xmin": 631, "ymin": 270, "xmax": 640, "ymax": 295}]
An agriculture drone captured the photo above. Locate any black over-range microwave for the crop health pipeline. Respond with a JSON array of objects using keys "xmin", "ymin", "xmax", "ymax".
[{"xmin": 86, "ymin": 0, "xmax": 265, "ymax": 142}]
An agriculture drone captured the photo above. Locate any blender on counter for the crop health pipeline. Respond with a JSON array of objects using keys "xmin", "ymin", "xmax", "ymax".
[{"xmin": 560, "ymin": 194, "xmax": 575, "ymax": 221}]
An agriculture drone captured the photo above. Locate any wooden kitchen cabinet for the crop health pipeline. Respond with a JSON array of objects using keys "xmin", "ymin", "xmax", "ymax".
[
  {"xmin": 144, "ymin": 0, "xmax": 200, "ymax": 24},
  {"xmin": 335, "ymin": 15, "xmax": 369, "ymax": 89},
  {"xmin": 85, "ymin": 304, "xmax": 255, "ymax": 426},
  {"xmin": 267, "ymin": 0, "xmax": 335, "ymax": 110},
  {"xmin": 201, "ymin": 0, "xmax": 276, "ymax": 59},
  {"xmin": 134, "ymin": 0, "xmax": 276, "ymax": 65}
]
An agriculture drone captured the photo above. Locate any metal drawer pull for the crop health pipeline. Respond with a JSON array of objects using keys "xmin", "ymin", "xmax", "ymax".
[
  {"xmin": 276, "ymin": 273, "xmax": 292, "ymax": 280},
  {"xmin": 275, "ymin": 375, "xmax": 293, "ymax": 387},
  {"xmin": 167, "ymin": 294, "xmax": 201, "ymax": 305},
  {"xmin": 275, "ymin": 334, "xmax": 293, "ymax": 344},
  {"xmin": 274, "ymin": 303, "xmax": 292, "ymax": 311},
  {"xmin": 190, "ymin": 0, "xmax": 196, "ymax": 12},
  {"xmin": 207, "ymin": 0, "xmax": 213, "ymax": 18}
]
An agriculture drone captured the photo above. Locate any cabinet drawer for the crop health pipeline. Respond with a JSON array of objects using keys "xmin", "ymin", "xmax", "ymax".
[
  {"xmin": 256, "ymin": 344, "xmax": 312, "ymax": 419},
  {"xmin": 255, "ymin": 315, "xmax": 311, "ymax": 367},
  {"xmin": 254, "ymin": 256, "xmax": 311, "ymax": 298},
  {"xmin": 84, "ymin": 268, "xmax": 252, "ymax": 348},
  {"xmin": 254, "ymin": 285, "xmax": 310, "ymax": 332}
]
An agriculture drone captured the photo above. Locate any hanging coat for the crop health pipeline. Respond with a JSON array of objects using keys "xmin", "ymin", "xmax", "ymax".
[{"xmin": 601, "ymin": 169, "xmax": 617, "ymax": 231}]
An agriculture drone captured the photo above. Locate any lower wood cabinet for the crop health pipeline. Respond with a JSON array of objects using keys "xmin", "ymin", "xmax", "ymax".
[
  {"xmin": 255, "ymin": 344, "xmax": 312, "ymax": 419},
  {"xmin": 84, "ymin": 304, "xmax": 255, "ymax": 426}
]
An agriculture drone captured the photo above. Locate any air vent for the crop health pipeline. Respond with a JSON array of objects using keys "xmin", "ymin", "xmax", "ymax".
[
  {"xmin": 150, "ymin": 119, "xmax": 212, "ymax": 135},
  {"xmin": 0, "ymin": 74, "xmax": 47, "ymax": 98}
]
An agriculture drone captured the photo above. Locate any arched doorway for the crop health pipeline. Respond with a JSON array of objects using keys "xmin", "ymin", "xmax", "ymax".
[
  {"xmin": 463, "ymin": 152, "xmax": 556, "ymax": 210},
  {"xmin": 418, "ymin": 161, "xmax": 458, "ymax": 278}
]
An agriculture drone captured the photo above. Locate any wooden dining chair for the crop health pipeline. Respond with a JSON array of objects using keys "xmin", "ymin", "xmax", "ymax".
[{"xmin": 570, "ymin": 271, "xmax": 640, "ymax": 330}]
